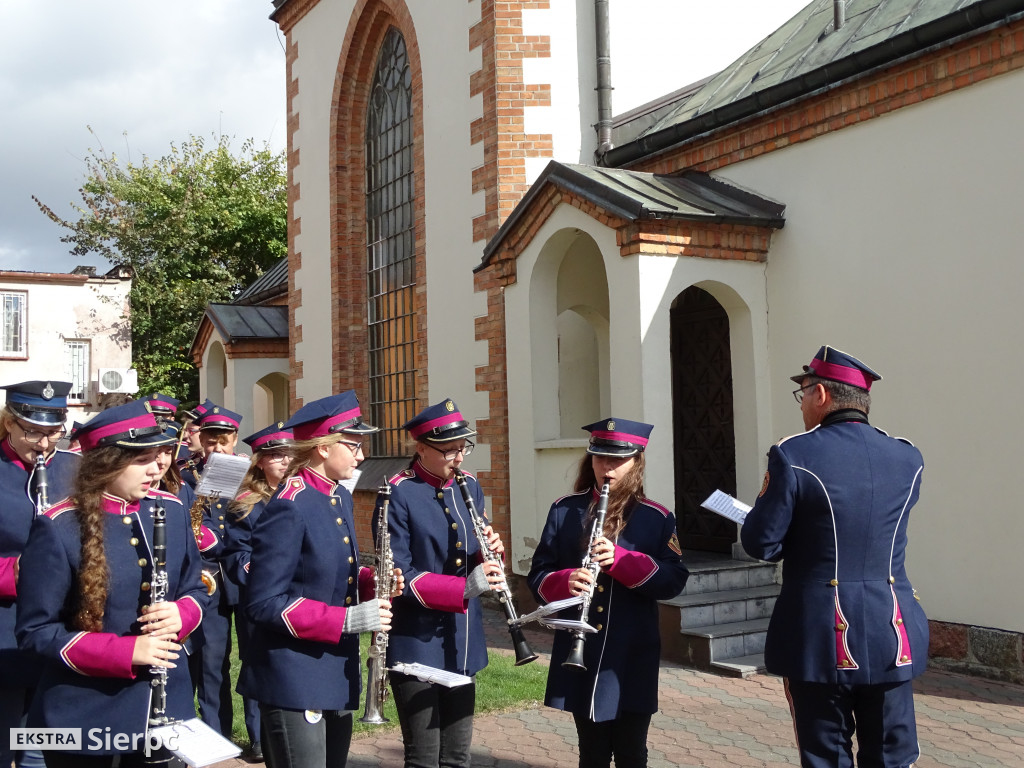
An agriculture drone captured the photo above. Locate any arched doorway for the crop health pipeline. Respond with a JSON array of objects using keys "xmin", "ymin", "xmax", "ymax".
[{"xmin": 671, "ymin": 286, "xmax": 737, "ymax": 553}]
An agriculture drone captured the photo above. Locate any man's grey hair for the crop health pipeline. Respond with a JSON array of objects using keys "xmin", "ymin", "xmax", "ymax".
[{"xmin": 806, "ymin": 376, "xmax": 871, "ymax": 414}]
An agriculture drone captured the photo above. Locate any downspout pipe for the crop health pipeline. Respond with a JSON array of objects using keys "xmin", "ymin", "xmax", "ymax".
[
  {"xmin": 594, "ymin": 0, "xmax": 614, "ymax": 161},
  {"xmin": 834, "ymin": 0, "xmax": 846, "ymax": 31}
]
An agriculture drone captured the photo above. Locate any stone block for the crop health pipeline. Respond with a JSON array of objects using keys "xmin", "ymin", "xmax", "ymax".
[
  {"xmin": 969, "ymin": 626, "xmax": 1022, "ymax": 670},
  {"xmin": 928, "ymin": 620, "xmax": 968, "ymax": 660}
]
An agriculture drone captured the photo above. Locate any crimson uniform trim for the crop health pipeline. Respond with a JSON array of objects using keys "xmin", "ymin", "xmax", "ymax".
[
  {"xmin": 606, "ymin": 546, "xmax": 659, "ymax": 589},
  {"xmin": 407, "ymin": 572, "xmax": 469, "ymax": 614},
  {"xmin": 60, "ymin": 631, "xmax": 138, "ymax": 678},
  {"xmin": 281, "ymin": 597, "xmax": 345, "ymax": 644}
]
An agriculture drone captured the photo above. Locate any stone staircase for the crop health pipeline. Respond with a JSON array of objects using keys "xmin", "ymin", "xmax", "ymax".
[{"xmin": 659, "ymin": 550, "xmax": 780, "ymax": 678}]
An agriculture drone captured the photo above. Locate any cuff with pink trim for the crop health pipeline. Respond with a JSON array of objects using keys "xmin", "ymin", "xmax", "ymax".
[
  {"xmin": 281, "ymin": 598, "xmax": 345, "ymax": 644},
  {"xmin": 175, "ymin": 596, "xmax": 203, "ymax": 642},
  {"xmin": 60, "ymin": 632, "xmax": 138, "ymax": 678},
  {"xmin": 605, "ymin": 545, "xmax": 658, "ymax": 589},
  {"xmin": 0, "ymin": 556, "xmax": 17, "ymax": 599},
  {"xmin": 537, "ymin": 568, "xmax": 575, "ymax": 603},
  {"xmin": 408, "ymin": 573, "xmax": 468, "ymax": 613},
  {"xmin": 196, "ymin": 525, "xmax": 219, "ymax": 553}
]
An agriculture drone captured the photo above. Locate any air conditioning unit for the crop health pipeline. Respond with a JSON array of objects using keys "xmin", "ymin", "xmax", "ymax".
[{"xmin": 97, "ymin": 368, "xmax": 139, "ymax": 394}]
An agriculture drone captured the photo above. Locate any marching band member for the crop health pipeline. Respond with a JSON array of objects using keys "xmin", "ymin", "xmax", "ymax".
[
  {"xmin": 239, "ymin": 391, "xmax": 396, "ymax": 768},
  {"xmin": 380, "ymin": 398, "xmax": 506, "ymax": 768},
  {"xmin": 188, "ymin": 404, "xmax": 244, "ymax": 740},
  {"xmin": 15, "ymin": 399, "xmax": 204, "ymax": 767},
  {"xmin": 528, "ymin": 418, "xmax": 689, "ymax": 768},
  {"xmin": 741, "ymin": 346, "xmax": 929, "ymax": 768},
  {"xmin": 222, "ymin": 421, "xmax": 296, "ymax": 762},
  {"xmin": 0, "ymin": 380, "xmax": 79, "ymax": 768},
  {"xmin": 177, "ymin": 398, "xmax": 213, "ymax": 485}
]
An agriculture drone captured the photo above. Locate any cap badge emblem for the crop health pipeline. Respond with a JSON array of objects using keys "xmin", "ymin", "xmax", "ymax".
[
  {"xmin": 277, "ymin": 422, "xmax": 284, "ymax": 428},
  {"xmin": 445, "ymin": 401, "xmax": 455, "ymax": 412},
  {"xmin": 607, "ymin": 420, "xmax": 615, "ymax": 430},
  {"xmin": 42, "ymin": 382, "xmax": 54, "ymax": 400},
  {"xmin": 213, "ymin": 407, "xmax": 220, "ymax": 413}
]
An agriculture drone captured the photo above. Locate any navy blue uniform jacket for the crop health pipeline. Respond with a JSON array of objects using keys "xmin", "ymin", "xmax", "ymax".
[
  {"xmin": 740, "ymin": 412, "xmax": 928, "ymax": 684},
  {"xmin": 528, "ymin": 490, "xmax": 688, "ymax": 722},
  {"xmin": 379, "ymin": 462, "xmax": 490, "ymax": 677},
  {"xmin": 15, "ymin": 490, "xmax": 205, "ymax": 753},
  {"xmin": 239, "ymin": 468, "xmax": 373, "ymax": 711},
  {"xmin": 0, "ymin": 442, "xmax": 79, "ymax": 687}
]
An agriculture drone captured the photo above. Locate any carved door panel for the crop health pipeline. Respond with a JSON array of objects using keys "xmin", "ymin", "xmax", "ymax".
[{"xmin": 671, "ymin": 287, "xmax": 737, "ymax": 553}]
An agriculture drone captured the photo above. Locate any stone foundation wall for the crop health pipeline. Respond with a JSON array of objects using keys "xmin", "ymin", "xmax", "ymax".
[{"xmin": 929, "ymin": 620, "xmax": 1024, "ymax": 685}]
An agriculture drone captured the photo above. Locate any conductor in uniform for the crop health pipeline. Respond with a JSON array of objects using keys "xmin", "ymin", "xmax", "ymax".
[{"xmin": 741, "ymin": 346, "xmax": 928, "ymax": 768}]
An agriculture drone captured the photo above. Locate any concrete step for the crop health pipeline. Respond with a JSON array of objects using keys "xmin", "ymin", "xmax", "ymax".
[
  {"xmin": 669, "ymin": 617, "xmax": 770, "ymax": 671},
  {"xmin": 711, "ymin": 653, "xmax": 767, "ymax": 678},
  {"xmin": 664, "ymin": 584, "xmax": 780, "ymax": 627},
  {"xmin": 681, "ymin": 559, "xmax": 779, "ymax": 595}
]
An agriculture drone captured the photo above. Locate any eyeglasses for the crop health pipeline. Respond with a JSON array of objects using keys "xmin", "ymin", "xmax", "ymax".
[
  {"xmin": 262, "ymin": 452, "xmax": 292, "ymax": 464},
  {"xmin": 338, "ymin": 440, "xmax": 364, "ymax": 456},
  {"xmin": 792, "ymin": 383, "xmax": 818, "ymax": 404},
  {"xmin": 14, "ymin": 420, "xmax": 66, "ymax": 444},
  {"xmin": 428, "ymin": 441, "xmax": 474, "ymax": 461}
]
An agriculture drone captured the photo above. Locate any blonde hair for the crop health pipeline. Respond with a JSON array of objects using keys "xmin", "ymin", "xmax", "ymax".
[
  {"xmin": 285, "ymin": 434, "xmax": 345, "ymax": 478},
  {"xmin": 231, "ymin": 448, "xmax": 293, "ymax": 519}
]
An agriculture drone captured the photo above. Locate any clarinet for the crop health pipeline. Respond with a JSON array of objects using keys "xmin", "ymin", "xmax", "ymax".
[
  {"xmin": 359, "ymin": 479, "xmax": 394, "ymax": 724},
  {"xmin": 453, "ymin": 470, "xmax": 538, "ymax": 666},
  {"xmin": 562, "ymin": 481, "xmax": 610, "ymax": 671},
  {"xmin": 32, "ymin": 454, "xmax": 50, "ymax": 514},
  {"xmin": 148, "ymin": 500, "xmax": 171, "ymax": 729}
]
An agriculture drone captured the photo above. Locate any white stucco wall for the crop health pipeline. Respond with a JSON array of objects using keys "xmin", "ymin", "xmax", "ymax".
[
  {"xmin": 711, "ymin": 67, "xmax": 1024, "ymax": 634},
  {"xmin": 0, "ymin": 274, "xmax": 132, "ymax": 424}
]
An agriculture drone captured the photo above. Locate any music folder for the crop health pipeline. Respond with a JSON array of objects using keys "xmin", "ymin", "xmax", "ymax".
[
  {"xmin": 149, "ymin": 717, "xmax": 241, "ymax": 766},
  {"xmin": 193, "ymin": 453, "xmax": 251, "ymax": 499},
  {"xmin": 700, "ymin": 489, "xmax": 752, "ymax": 525}
]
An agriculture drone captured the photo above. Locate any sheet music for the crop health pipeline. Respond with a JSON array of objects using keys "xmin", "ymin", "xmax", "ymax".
[
  {"xmin": 194, "ymin": 453, "xmax": 251, "ymax": 498},
  {"xmin": 516, "ymin": 595, "xmax": 583, "ymax": 625},
  {"xmin": 150, "ymin": 717, "xmax": 241, "ymax": 767},
  {"xmin": 389, "ymin": 663, "xmax": 472, "ymax": 688},
  {"xmin": 539, "ymin": 618, "xmax": 597, "ymax": 633},
  {"xmin": 338, "ymin": 468, "xmax": 361, "ymax": 495},
  {"xmin": 700, "ymin": 489, "xmax": 752, "ymax": 525}
]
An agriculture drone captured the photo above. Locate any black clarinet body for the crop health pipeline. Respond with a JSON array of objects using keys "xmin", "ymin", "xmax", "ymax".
[
  {"xmin": 453, "ymin": 469, "xmax": 537, "ymax": 666},
  {"xmin": 145, "ymin": 501, "xmax": 175, "ymax": 766},
  {"xmin": 562, "ymin": 481, "xmax": 610, "ymax": 671},
  {"xmin": 32, "ymin": 454, "xmax": 49, "ymax": 513}
]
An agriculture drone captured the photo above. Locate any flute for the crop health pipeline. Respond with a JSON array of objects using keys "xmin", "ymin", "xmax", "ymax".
[{"xmin": 453, "ymin": 470, "xmax": 537, "ymax": 666}]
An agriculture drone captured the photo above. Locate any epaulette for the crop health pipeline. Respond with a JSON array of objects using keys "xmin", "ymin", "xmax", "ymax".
[
  {"xmin": 149, "ymin": 488, "xmax": 183, "ymax": 507},
  {"xmin": 389, "ymin": 469, "xmax": 415, "ymax": 485},
  {"xmin": 279, "ymin": 475, "xmax": 306, "ymax": 500},
  {"xmin": 875, "ymin": 426, "xmax": 917, "ymax": 447},
  {"xmin": 554, "ymin": 489, "xmax": 589, "ymax": 505},
  {"xmin": 640, "ymin": 497, "xmax": 672, "ymax": 518},
  {"xmin": 44, "ymin": 498, "xmax": 77, "ymax": 519}
]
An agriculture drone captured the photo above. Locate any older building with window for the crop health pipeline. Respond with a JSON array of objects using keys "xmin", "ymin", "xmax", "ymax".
[
  {"xmin": 0, "ymin": 265, "xmax": 133, "ymax": 423},
  {"xmin": 254, "ymin": 0, "xmax": 1024, "ymax": 680}
]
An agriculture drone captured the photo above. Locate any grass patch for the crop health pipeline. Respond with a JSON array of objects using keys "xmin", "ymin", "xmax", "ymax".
[{"xmin": 227, "ymin": 625, "xmax": 548, "ymax": 744}]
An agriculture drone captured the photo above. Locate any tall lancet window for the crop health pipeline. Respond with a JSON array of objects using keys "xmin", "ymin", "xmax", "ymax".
[{"xmin": 366, "ymin": 27, "xmax": 415, "ymax": 456}]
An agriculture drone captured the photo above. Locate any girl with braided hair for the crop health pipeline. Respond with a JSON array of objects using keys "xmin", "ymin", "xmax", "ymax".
[{"xmin": 16, "ymin": 400, "xmax": 205, "ymax": 767}]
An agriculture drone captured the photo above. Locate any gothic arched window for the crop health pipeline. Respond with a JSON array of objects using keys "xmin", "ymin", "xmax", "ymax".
[{"xmin": 365, "ymin": 27, "xmax": 415, "ymax": 456}]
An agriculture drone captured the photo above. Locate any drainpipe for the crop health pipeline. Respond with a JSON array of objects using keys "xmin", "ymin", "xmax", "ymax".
[
  {"xmin": 594, "ymin": 0, "xmax": 614, "ymax": 162},
  {"xmin": 834, "ymin": 0, "xmax": 846, "ymax": 31}
]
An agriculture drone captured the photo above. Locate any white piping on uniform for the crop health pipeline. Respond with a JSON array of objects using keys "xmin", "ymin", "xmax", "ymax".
[
  {"xmin": 793, "ymin": 466, "xmax": 838, "ymax": 581},
  {"xmin": 889, "ymin": 466, "xmax": 923, "ymax": 580}
]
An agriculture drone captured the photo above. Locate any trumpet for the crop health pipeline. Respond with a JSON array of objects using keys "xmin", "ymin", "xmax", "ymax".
[
  {"xmin": 562, "ymin": 480, "xmax": 610, "ymax": 671},
  {"xmin": 359, "ymin": 479, "xmax": 394, "ymax": 724},
  {"xmin": 453, "ymin": 470, "xmax": 538, "ymax": 666}
]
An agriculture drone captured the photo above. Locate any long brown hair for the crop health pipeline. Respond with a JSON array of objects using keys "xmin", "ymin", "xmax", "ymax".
[
  {"xmin": 71, "ymin": 445, "xmax": 140, "ymax": 632},
  {"xmin": 159, "ymin": 446, "xmax": 183, "ymax": 495},
  {"xmin": 573, "ymin": 452, "xmax": 647, "ymax": 540}
]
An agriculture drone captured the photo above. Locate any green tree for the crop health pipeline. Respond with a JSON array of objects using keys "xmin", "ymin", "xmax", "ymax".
[{"xmin": 35, "ymin": 132, "xmax": 287, "ymax": 402}]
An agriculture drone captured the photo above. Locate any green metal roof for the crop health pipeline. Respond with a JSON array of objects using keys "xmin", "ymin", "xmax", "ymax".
[{"xmin": 607, "ymin": 0, "xmax": 1024, "ymax": 166}]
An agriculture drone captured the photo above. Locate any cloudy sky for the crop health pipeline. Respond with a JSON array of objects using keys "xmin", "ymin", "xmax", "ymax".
[{"xmin": 1, "ymin": 0, "xmax": 809, "ymax": 275}]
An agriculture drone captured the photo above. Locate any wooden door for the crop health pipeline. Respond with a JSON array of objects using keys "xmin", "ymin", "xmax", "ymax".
[{"xmin": 670, "ymin": 287, "xmax": 737, "ymax": 553}]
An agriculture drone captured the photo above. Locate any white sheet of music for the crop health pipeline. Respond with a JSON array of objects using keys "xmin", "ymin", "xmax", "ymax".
[
  {"xmin": 194, "ymin": 453, "xmax": 251, "ymax": 499},
  {"xmin": 338, "ymin": 467, "xmax": 361, "ymax": 495},
  {"xmin": 150, "ymin": 717, "xmax": 241, "ymax": 766},
  {"xmin": 539, "ymin": 618, "xmax": 597, "ymax": 633},
  {"xmin": 389, "ymin": 662, "xmax": 473, "ymax": 688},
  {"xmin": 516, "ymin": 595, "xmax": 583, "ymax": 626},
  {"xmin": 700, "ymin": 489, "xmax": 752, "ymax": 525}
]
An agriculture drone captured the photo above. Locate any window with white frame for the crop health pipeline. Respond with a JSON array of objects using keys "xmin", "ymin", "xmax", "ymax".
[
  {"xmin": 64, "ymin": 340, "xmax": 90, "ymax": 403},
  {"xmin": 1, "ymin": 291, "xmax": 26, "ymax": 357}
]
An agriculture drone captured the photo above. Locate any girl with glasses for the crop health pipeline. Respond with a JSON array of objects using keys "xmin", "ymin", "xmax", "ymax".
[{"xmin": 376, "ymin": 398, "xmax": 506, "ymax": 768}]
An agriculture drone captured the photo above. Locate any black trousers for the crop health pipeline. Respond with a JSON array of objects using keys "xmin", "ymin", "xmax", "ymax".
[
  {"xmin": 259, "ymin": 704, "xmax": 352, "ymax": 768},
  {"xmin": 572, "ymin": 710, "xmax": 652, "ymax": 768},
  {"xmin": 785, "ymin": 678, "xmax": 920, "ymax": 768},
  {"xmin": 390, "ymin": 671, "xmax": 476, "ymax": 768}
]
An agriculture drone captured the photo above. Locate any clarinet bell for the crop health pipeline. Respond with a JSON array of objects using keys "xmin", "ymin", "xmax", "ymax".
[
  {"xmin": 510, "ymin": 624, "xmax": 539, "ymax": 666},
  {"xmin": 561, "ymin": 634, "xmax": 587, "ymax": 670}
]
